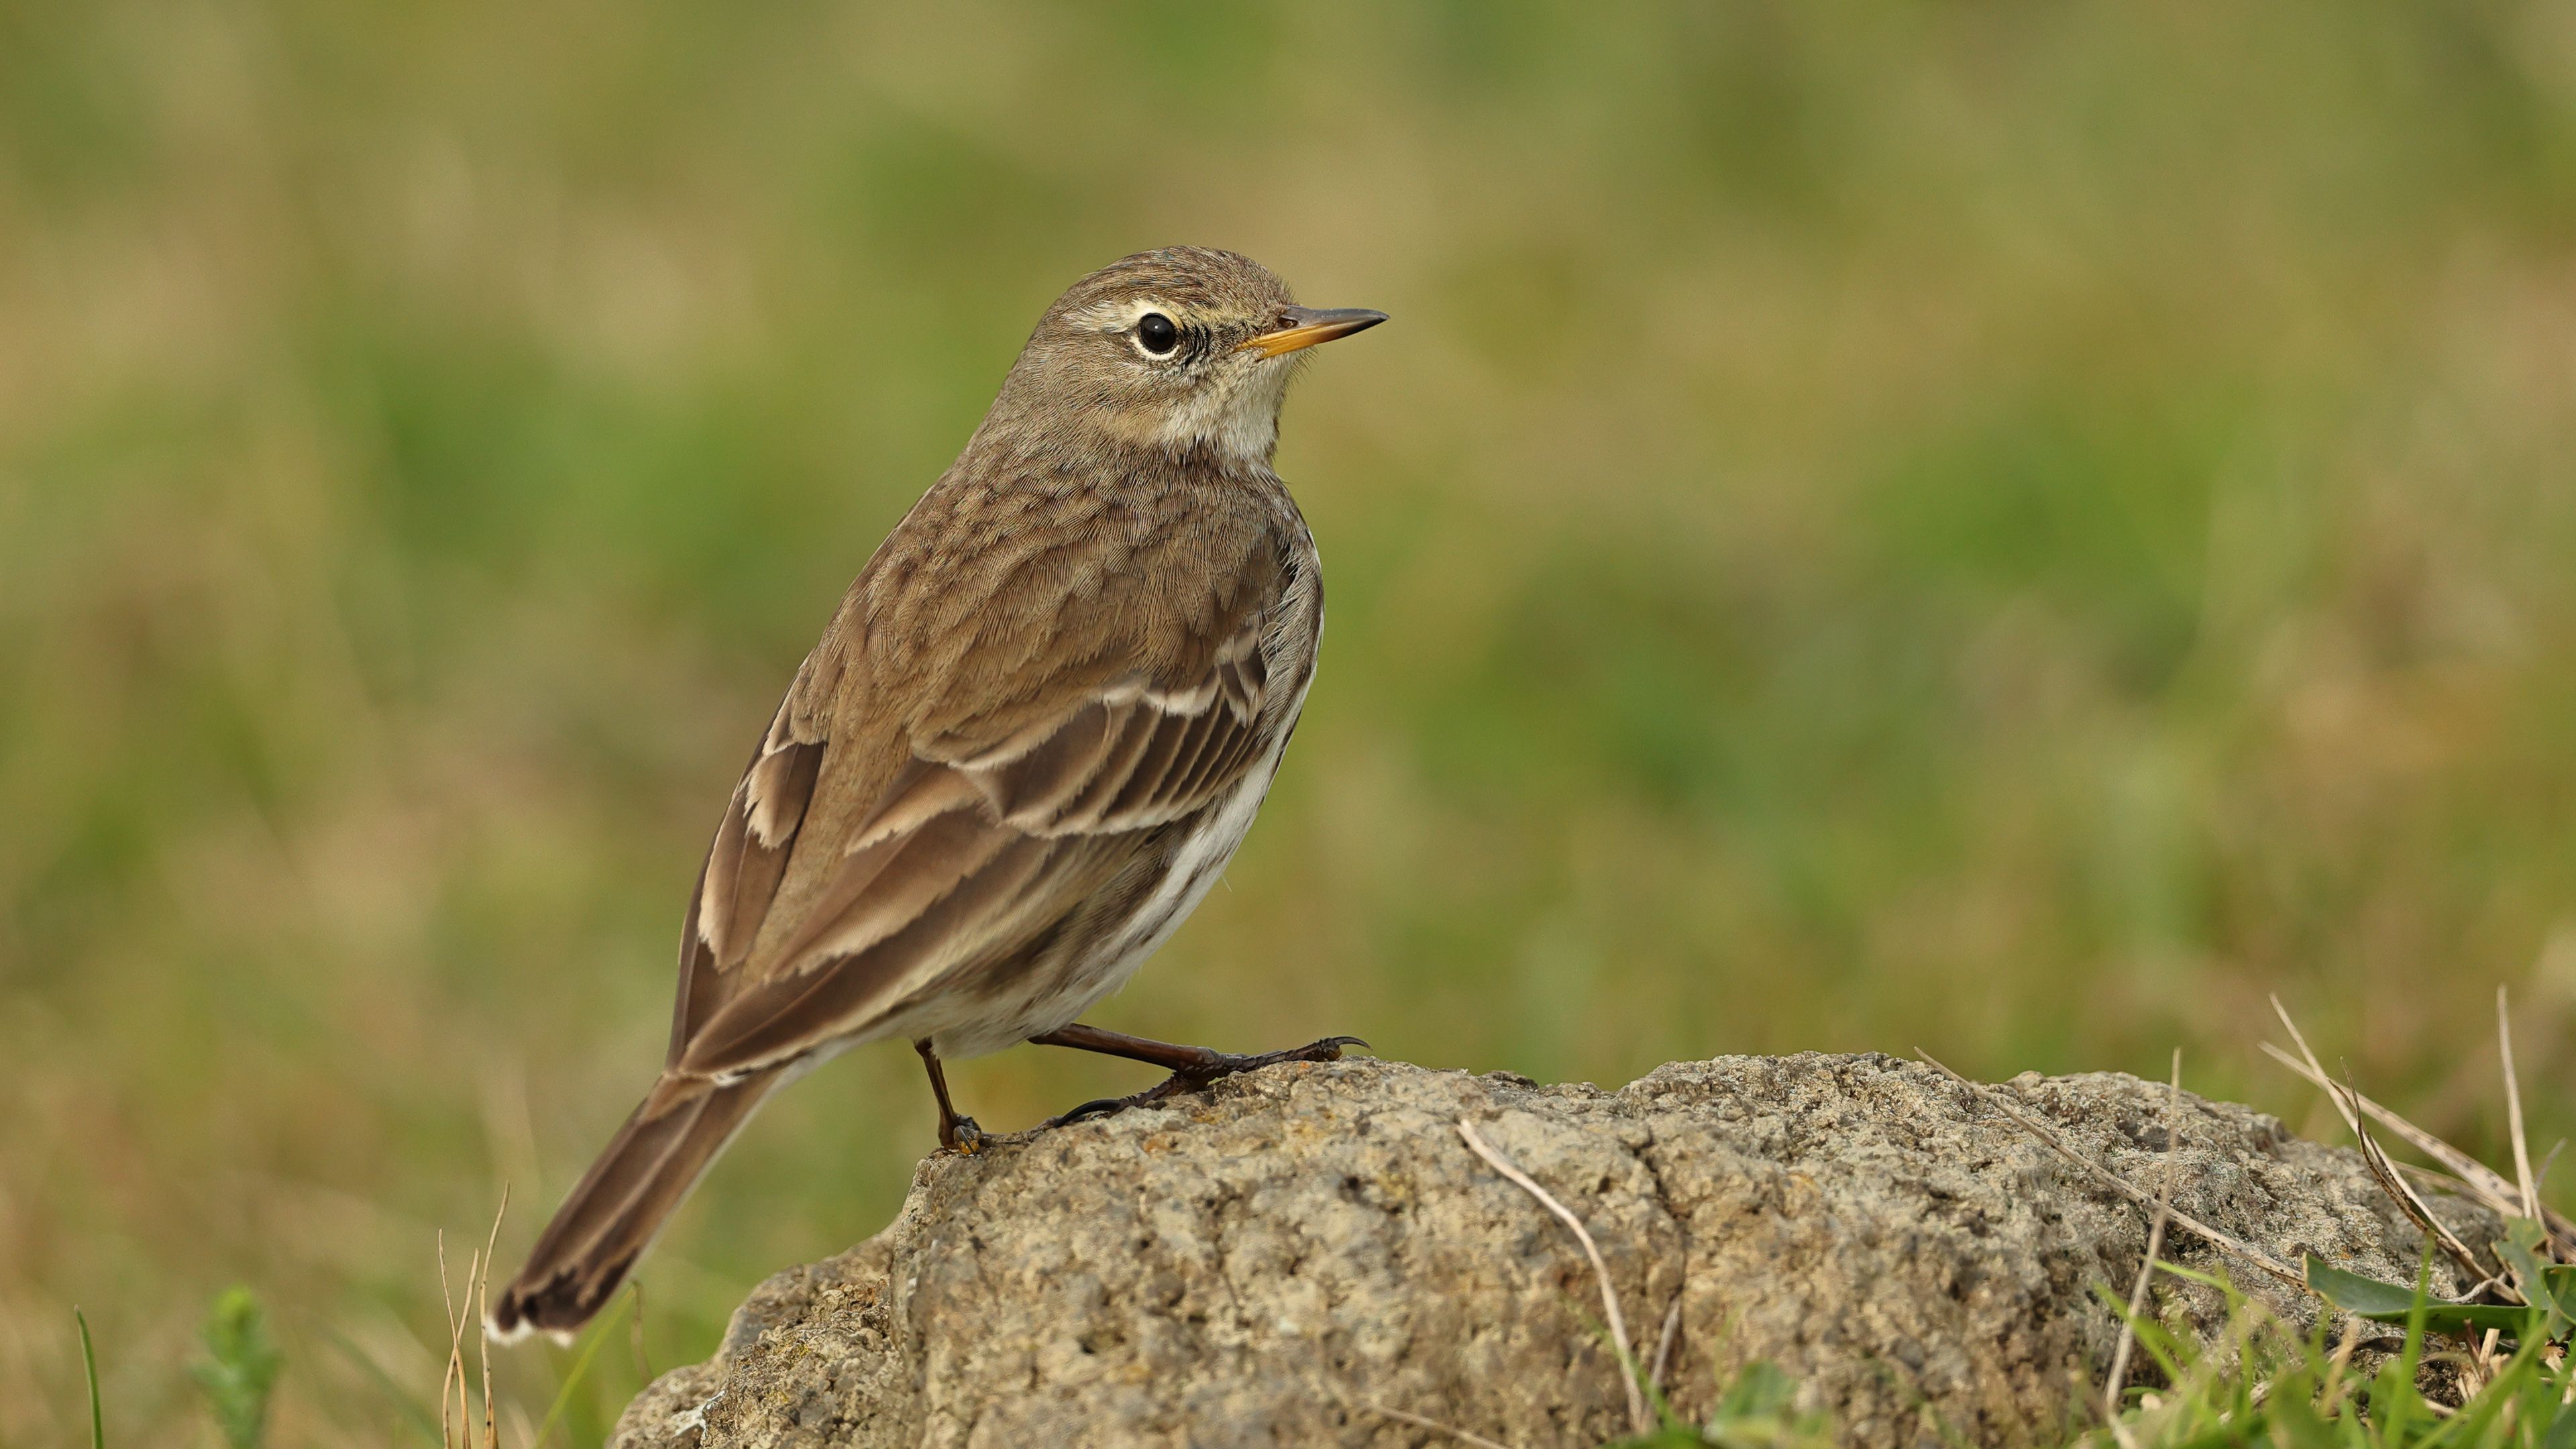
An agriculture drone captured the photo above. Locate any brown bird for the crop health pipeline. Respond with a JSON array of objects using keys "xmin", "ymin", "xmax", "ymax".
[{"xmin": 488, "ymin": 247, "xmax": 1384, "ymax": 1342}]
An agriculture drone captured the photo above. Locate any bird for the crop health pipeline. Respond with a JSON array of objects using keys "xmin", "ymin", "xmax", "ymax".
[{"xmin": 488, "ymin": 247, "xmax": 1385, "ymax": 1342}]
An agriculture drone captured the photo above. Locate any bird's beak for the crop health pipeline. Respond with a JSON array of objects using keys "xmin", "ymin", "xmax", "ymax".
[{"xmin": 1239, "ymin": 307, "xmax": 1389, "ymax": 360}]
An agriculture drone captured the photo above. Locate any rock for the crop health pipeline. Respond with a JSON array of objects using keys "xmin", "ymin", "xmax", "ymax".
[{"xmin": 609, "ymin": 1053, "xmax": 2496, "ymax": 1448}]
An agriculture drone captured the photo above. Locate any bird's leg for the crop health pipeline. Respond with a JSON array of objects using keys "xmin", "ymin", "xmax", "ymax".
[
  {"xmin": 1027, "ymin": 1022, "xmax": 1368, "ymax": 1128},
  {"xmin": 912, "ymin": 1038, "xmax": 984, "ymax": 1154}
]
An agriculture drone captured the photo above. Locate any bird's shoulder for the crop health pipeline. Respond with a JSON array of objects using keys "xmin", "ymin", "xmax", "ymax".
[
  {"xmin": 830, "ymin": 452, "xmax": 1309, "ymax": 752},
  {"xmin": 751, "ymin": 453, "xmax": 1306, "ymax": 890}
]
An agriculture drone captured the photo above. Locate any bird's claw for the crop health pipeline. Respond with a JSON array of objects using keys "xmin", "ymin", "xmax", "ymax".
[{"xmin": 1046, "ymin": 1097, "xmax": 1129, "ymax": 1128}]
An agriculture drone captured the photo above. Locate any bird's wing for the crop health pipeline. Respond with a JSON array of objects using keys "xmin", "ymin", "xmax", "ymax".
[
  {"xmin": 664, "ymin": 644, "xmax": 837, "ymax": 1071},
  {"xmin": 663, "ymin": 539, "xmax": 1293, "ymax": 1079}
]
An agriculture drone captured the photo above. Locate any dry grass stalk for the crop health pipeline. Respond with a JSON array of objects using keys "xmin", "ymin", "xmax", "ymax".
[
  {"xmin": 1456, "ymin": 1118, "xmax": 1654, "ymax": 1438},
  {"xmin": 2457, "ymin": 1326, "xmax": 2507, "ymax": 1401},
  {"xmin": 2260, "ymin": 1042, "xmax": 2511, "ymax": 1197},
  {"xmin": 2317, "ymin": 1315, "xmax": 2361, "ymax": 1413},
  {"xmin": 2269, "ymin": 993, "xmax": 2576, "ymax": 1289},
  {"xmin": 2347, "ymin": 1071, "xmax": 2489, "ymax": 1285},
  {"xmin": 435, "ymin": 1193, "xmax": 511, "ymax": 1449},
  {"xmin": 2263, "ymin": 998, "xmax": 2490, "ymax": 1283},
  {"xmin": 2263, "ymin": 998, "xmax": 2576, "ymax": 1256},
  {"xmin": 1912, "ymin": 1050, "xmax": 2302, "ymax": 1287},
  {"xmin": 630, "ymin": 1281, "xmax": 653, "ymax": 1385},
  {"xmin": 2101, "ymin": 1050, "xmax": 2185, "ymax": 1448},
  {"xmin": 1650, "ymin": 1295, "xmax": 1684, "ymax": 1401},
  {"xmin": 1352, "ymin": 1399, "xmax": 1519, "ymax": 1449},
  {"xmin": 2499, "ymin": 987, "xmax": 2539, "ymax": 1225},
  {"xmin": 2264, "ymin": 1059, "xmax": 2576, "ymax": 1256},
  {"xmin": 478, "ymin": 1189, "xmax": 508, "ymax": 1449},
  {"xmin": 437, "ymin": 1232, "xmax": 465, "ymax": 1449}
]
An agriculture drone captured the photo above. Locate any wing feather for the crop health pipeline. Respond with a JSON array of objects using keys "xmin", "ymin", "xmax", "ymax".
[
  {"xmin": 1050, "ymin": 704, "xmax": 1161, "ymax": 828},
  {"xmin": 1103, "ymin": 706, "xmax": 1197, "ymax": 821},
  {"xmin": 669, "ymin": 691, "xmax": 828, "ymax": 1065},
  {"xmin": 680, "ymin": 831, "xmax": 1075, "ymax": 1072}
]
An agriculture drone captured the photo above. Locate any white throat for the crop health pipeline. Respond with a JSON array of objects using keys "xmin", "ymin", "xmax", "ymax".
[{"xmin": 1151, "ymin": 360, "xmax": 1295, "ymax": 464}]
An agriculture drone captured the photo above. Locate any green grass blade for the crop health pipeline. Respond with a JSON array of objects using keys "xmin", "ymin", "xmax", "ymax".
[
  {"xmin": 2548, "ymin": 1399, "xmax": 2576, "ymax": 1449},
  {"xmin": 191, "ymin": 1287, "xmax": 283, "ymax": 1449},
  {"xmin": 2302, "ymin": 1252, "xmax": 2534, "ymax": 1340},
  {"xmin": 529, "ymin": 1287, "xmax": 637, "ymax": 1449},
  {"xmin": 74, "ymin": 1307, "xmax": 102, "ymax": 1449},
  {"xmin": 312, "ymin": 1322, "xmax": 443, "ymax": 1447}
]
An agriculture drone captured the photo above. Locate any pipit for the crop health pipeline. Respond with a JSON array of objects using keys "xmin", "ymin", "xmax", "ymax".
[{"xmin": 489, "ymin": 248, "xmax": 1384, "ymax": 1341}]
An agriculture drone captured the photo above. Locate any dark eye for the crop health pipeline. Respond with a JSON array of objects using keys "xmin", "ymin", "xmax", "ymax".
[{"xmin": 1135, "ymin": 313, "xmax": 1179, "ymax": 356}]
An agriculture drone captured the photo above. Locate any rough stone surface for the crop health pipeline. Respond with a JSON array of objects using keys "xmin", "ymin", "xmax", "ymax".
[{"xmin": 608, "ymin": 1054, "xmax": 2496, "ymax": 1448}]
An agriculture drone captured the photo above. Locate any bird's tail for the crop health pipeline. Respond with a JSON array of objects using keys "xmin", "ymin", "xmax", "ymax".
[{"xmin": 488, "ymin": 1070, "xmax": 782, "ymax": 1343}]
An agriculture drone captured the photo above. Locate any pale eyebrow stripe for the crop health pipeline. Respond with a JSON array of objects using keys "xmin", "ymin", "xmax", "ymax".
[{"xmin": 1065, "ymin": 297, "xmax": 1180, "ymax": 331}]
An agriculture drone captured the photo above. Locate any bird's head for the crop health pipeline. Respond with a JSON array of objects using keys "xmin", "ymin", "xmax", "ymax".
[{"xmin": 981, "ymin": 246, "xmax": 1385, "ymax": 468}]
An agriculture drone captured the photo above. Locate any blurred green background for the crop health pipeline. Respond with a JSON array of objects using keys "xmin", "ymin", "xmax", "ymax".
[{"xmin": 9, "ymin": 0, "xmax": 2576, "ymax": 1442}]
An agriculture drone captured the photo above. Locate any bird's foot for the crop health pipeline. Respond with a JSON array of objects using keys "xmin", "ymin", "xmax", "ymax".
[
  {"xmin": 938, "ymin": 1112, "xmax": 986, "ymax": 1155},
  {"xmin": 916, "ymin": 1038, "xmax": 987, "ymax": 1155},
  {"xmin": 1041, "ymin": 1035, "xmax": 1368, "ymax": 1129}
]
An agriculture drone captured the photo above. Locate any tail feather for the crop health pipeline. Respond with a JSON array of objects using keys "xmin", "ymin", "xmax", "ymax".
[{"xmin": 488, "ymin": 1071, "xmax": 782, "ymax": 1342}]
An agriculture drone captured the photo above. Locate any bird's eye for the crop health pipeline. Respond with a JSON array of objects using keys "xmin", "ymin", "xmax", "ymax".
[{"xmin": 1134, "ymin": 313, "xmax": 1179, "ymax": 356}]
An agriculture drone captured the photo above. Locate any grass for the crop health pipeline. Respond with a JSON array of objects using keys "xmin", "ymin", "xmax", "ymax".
[
  {"xmin": 525, "ymin": 1290, "xmax": 636, "ymax": 1449},
  {"xmin": 2058, "ymin": 998, "xmax": 2576, "ymax": 1447},
  {"xmin": 75, "ymin": 1305, "xmax": 101, "ymax": 1449},
  {"xmin": 2082, "ymin": 1265, "xmax": 2576, "ymax": 1448},
  {"xmin": 11, "ymin": 1, "xmax": 2576, "ymax": 1442},
  {"xmin": 193, "ymin": 1287, "xmax": 285, "ymax": 1449}
]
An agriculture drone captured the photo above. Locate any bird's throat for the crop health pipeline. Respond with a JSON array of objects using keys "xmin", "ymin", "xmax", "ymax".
[{"xmin": 1140, "ymin": 362, "xmax": 1295, "ymax": 466}]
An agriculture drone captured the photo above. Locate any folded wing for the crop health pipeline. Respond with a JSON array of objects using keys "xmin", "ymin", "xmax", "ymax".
[{"xmin": 665, "ymin": 607, "xmax": 1278, "ymax": 1080}]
